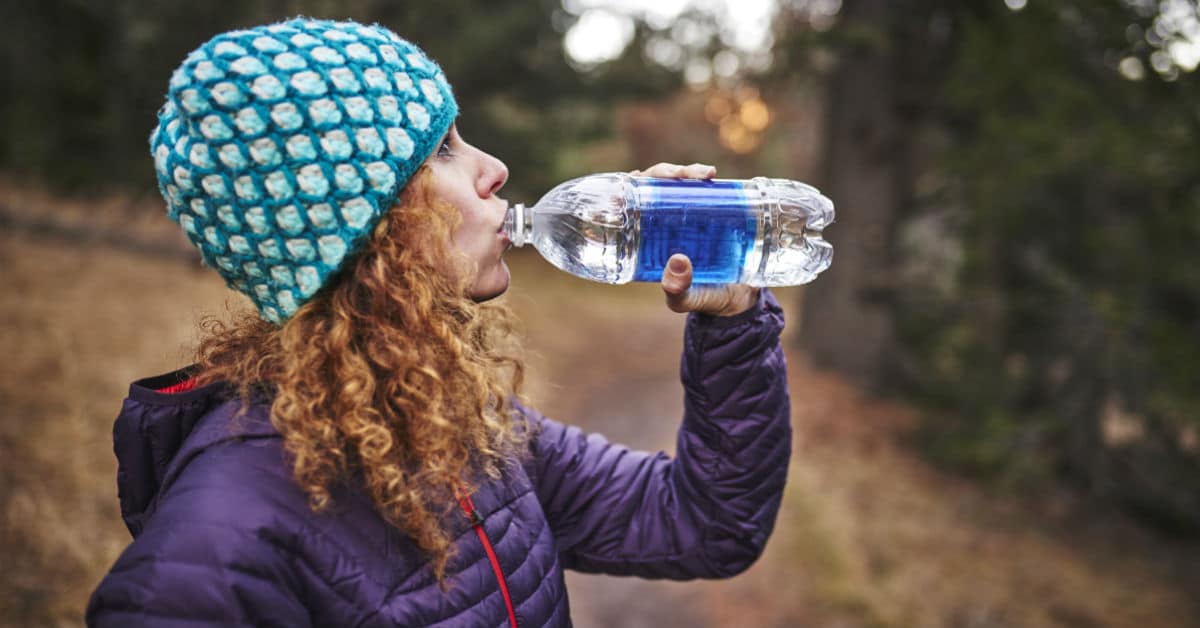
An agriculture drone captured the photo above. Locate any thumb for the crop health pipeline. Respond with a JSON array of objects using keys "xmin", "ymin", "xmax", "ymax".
[{"xmin": 661, "ymin": 254, "xmax": 693, "ymax": 312}]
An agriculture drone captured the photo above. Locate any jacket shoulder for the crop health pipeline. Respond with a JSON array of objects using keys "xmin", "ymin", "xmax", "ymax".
[
  {"xmin": 159, "ymin": 435, "xmax": 310, "ymax": 530},
  {"xmin": 103, "ymin": 436, "xmax": 399, "ymax": 625}
]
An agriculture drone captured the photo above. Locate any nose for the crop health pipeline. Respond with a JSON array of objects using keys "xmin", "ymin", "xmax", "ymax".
[{"xmin": 477, "ymin": 149, "xmax": 509, "ymax": 199}]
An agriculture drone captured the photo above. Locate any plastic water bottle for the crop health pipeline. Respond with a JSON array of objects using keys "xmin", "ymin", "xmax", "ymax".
[{"xmin": 503, "ymin": 173, "xmax": 834, "ymax": 285}]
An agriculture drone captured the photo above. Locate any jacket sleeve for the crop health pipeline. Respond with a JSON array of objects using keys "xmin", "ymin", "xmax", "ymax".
[
  {"xmin": 86, "ymin": 503, "xmax": 312, "ymax": 627},
  {"xmin": 523, "ymin": 289, "xmax": 791, "ymax": 579}
]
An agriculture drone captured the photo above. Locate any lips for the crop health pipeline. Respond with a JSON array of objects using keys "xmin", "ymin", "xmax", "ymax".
[
  {"xmin": 494, "ymin": 202, "xmax": 508, "ymax": 233},
  {"xmin": 494, "ymin": 200, "xmax": 511, "ymax": 244}
]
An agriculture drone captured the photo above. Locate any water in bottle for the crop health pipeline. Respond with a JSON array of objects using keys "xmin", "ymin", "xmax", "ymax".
[{"xmin": 503, "ymin": 172, "xmax": 834, "ymax": 286}]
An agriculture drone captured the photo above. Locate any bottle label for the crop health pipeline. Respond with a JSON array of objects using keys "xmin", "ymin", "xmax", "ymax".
[{"xmin": 632, "ymin": 179, "xmax": 757, "ymax": 283}]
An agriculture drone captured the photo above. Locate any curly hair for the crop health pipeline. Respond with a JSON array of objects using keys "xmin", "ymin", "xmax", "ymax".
[{"xmin": 191, "ymin": 166, "xmax": 527, "ymax": 583}]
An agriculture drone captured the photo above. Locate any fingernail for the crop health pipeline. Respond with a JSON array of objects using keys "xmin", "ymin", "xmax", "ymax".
[{"xmin": 669, "ymin": 257, "xmax": 687, "ymax": 273}]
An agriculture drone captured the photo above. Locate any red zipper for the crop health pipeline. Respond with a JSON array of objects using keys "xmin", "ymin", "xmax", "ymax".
[{"xmin": 458, "ymin": 494, "xmax": 518, "ymax": 628}]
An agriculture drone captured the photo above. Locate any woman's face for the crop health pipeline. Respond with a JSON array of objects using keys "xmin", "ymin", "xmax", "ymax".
[{"xmin": 422, "ymin": 123, "xmax": 512, "ymax": 301}]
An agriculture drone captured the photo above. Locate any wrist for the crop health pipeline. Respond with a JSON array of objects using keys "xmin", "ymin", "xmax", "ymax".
[
  {"xmin": 692, "ymin": 288, "xmax": 765, "ymax": 325},
  {"xmin": 716, "ymin": 287, "xmax": 761, "ymax": 317}
]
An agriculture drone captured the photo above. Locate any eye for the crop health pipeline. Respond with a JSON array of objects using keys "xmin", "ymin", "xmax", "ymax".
[{"xmin": 436, "ymin": 137, "xmax": 453, "ymax": 158}]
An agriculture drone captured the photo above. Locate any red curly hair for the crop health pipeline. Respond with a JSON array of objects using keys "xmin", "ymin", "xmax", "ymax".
[{"xmin": 192, "ymin": 166, "xmax": 527, "ymax": 582}]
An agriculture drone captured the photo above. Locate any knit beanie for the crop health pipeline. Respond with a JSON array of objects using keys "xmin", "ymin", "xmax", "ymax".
[{"xmin": 151, "ymin": 18, "xmax": 459, "ymax": 323}]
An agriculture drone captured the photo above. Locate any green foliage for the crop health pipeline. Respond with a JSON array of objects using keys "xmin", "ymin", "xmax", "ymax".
[
  {"xmin": 0, "ymin": 0, "xmax": 682, "ymax": 200},
  {"xmin": 890, "ymin": 1, "xmax": 1200, "ymax": 528}
]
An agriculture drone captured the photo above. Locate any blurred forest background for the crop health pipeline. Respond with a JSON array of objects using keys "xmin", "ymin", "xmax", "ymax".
[{"xmin": 2, "ymin": 0, "xmax": 1199, "ymax": 626}]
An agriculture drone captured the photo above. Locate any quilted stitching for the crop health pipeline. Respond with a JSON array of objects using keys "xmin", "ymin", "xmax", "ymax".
[{"xmin": 90, "ymin": 293, "xmax": 791, "ymax": 628}]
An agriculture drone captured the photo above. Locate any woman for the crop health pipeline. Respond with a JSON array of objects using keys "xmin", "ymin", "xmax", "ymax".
[{"xmin": 87, "ymin": 17, "xmax": 791, "ymax": 627}]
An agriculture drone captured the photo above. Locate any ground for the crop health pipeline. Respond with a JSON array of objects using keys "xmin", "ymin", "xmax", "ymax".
[{"xmin": 0, "ymin": 185, "xmax": 1197, "ymax": 627}]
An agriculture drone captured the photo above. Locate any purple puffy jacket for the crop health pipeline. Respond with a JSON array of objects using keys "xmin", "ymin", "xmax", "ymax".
[{"xmin": 87, "ymin": 291, "xmax": 791, "ymax": 627}]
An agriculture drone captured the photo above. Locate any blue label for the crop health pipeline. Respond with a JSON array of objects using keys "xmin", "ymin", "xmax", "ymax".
[{"xmin": 632, "ymin": 179, "xmax": 756, "ymax": 283}]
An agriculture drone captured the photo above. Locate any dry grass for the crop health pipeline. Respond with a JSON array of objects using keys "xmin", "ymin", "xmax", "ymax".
[
  {"xmin": 1, "ymin": 183, "xmax": 1197, "ymax": 627},
  {"xmin": 0, "ymin": 239, "xmax": 229, "ymax": 626}
]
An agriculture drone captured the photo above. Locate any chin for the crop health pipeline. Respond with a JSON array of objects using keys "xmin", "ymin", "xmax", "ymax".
[{"xmin": 469, "ymin": 265, "xmax": 511, "ymax": 303}]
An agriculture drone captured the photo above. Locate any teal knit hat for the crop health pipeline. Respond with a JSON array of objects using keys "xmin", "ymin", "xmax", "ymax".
[{"xmin": 151, "ymin": 18, "xmax": 458, "ymax": 323}]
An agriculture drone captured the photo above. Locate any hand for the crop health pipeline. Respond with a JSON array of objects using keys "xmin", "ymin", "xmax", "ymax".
[
  {"xmin": 661, "ymin": 254, "xmax": 760, "ymax": 317},
  {"xmin": 630, "ymin": 162, "xmax": 759, "ymax": 316},
  {"xmin": 629, "ymin": 162, "xmax": 717, "ymax": 180}
]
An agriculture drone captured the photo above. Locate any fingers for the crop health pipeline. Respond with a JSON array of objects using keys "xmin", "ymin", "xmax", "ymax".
[
  {"xmin": 684, "ymin": 162, "xmax": 717, "ymax": 179},
  {"xmin": 631, "ymin": 162, "xmax": 717, "ymax": 180}
]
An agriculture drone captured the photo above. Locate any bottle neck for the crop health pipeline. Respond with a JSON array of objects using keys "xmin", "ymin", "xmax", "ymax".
[{"xmin": 502, "ymin": 203, "xmax": 530, "ymax": 247}]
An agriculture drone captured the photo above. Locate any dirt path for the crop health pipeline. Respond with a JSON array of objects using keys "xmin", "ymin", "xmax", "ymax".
[
  {"xmin": 1, "ymin": 196, "xmax": 1198, "ymax": 626},
  {"xmin": 504, "ymin": 256, "xmax": 1200, "ymax": 628}
]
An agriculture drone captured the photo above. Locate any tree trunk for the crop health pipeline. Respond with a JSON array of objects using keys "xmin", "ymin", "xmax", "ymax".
[{"xmin": 799, "ymin": 0, "xmax": 905, "ymax": 389}]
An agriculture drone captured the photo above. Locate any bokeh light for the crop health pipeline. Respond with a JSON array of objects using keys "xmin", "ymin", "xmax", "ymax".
[{"xmin": 706, "ymin": 86, "xmax": 772, "ymax": 154}]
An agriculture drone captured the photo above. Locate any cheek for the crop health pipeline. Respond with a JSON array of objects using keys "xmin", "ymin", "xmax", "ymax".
[
  {"xmin": 450, "ymin": 224, "xmax": 484, "ymax": 260},
  {"xmin": 447, "ymin": 205, "xmax": 476, "ymax": 249},
  {"xmin": 447, "ymin": 217, "xmax": 497, "ymax": 285},
  {"xmin": 452, "ymin": 210, "xmax": 490, "ymax": 251}
]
